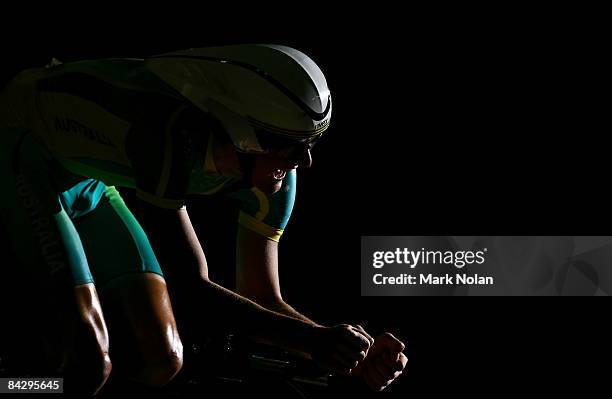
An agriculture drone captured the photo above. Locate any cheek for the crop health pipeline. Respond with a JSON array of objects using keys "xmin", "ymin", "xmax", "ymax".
[
  {"xmin": 251, "ymin": 163, "xmax": 275, "ymax": 183},
  {"xmin": 251, "ymin": 172, "xmax": 283, "ymax": 194}
]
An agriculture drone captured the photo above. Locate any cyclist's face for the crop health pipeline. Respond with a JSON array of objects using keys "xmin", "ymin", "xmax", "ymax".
[{"xmin": 251, "ymin": 146, "xmax": 313, "ymax": 194}]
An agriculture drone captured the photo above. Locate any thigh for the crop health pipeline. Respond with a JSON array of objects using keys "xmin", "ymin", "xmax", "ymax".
[
  {"xmin": 0, "ymin": 127, "xmax": 81, "ymax": 329},
  {"xmin": 0, "ymin": 128, "xmax": 69, "ymax": 284},
  {"xmin": 0, "ymin": 129, "xmax": 111, "ymax": 394},
  {"xmin": 98, "ymin": 273, "xmax": 182, "ymax": 378},
  {"xmin": 73, "ymin": 186, "xmax": 181, "ymax": 376},
  {"xmin": 72, "ymin": 185, "xmax": 163, "ymax": 287}
]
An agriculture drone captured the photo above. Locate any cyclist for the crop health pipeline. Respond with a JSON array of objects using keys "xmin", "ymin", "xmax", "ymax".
[{"xmin": 0, "ymin": 45, "xmax": 406, "ymax": 395}]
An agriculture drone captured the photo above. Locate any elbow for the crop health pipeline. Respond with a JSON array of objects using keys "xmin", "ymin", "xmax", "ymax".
[{"xmin": 259, "ymin": 295, "xmax": 286, "ymax": 309}]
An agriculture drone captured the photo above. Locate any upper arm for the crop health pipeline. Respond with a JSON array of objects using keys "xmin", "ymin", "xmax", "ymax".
[
  {"xmin": 230, "ymin": 170, "xmax": 297, "ymax": 303},
  {"xmin": 135, "ymin": 199, "xmax": 209, "ymax": 281},
  {"xmin": 126, "ymin": 103, "xmax": 210, "ymax": 278},
  {"xmin": 236, "ymin": 224, "xmax": 282, "ymax": 304}
]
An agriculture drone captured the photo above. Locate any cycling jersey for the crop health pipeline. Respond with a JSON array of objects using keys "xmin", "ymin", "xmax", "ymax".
[{"xmin": 2, "ymin": 58, "xmax": 295, "ymax": 241}]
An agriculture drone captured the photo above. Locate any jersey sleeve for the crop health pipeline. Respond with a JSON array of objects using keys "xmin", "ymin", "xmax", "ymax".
[
  {"xmin": 128, "ymin": 105, "xmax": 207, "ymax": 209},
  {"xmin": 225, "ymin": 169, "xmax": 297, "ymax": 242}
]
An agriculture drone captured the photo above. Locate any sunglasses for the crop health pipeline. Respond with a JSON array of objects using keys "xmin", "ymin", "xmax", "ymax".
[{"xmin": 254, "ymin": 129, "xmax": 322, "ymax": 158}]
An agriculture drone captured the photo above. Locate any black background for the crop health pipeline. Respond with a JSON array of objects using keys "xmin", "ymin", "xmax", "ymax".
[{"xmin": 1, "ymin": 8, "xmax": 608, "ymax": 397}]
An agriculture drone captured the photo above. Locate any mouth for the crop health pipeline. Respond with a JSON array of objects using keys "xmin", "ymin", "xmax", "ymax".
[{"xmin": 271, "ymin": 169, "xmax": 287, "ymax": 181}]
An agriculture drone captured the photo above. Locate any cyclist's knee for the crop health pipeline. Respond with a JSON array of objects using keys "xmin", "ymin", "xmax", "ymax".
[
  {"xmin": 66, "ymin": 284, "xmax": 112, "ymax": 396},
  {"xmin": 65, "ymin": 349, "xmax": 112, "ymax": 397},
  {"xmin": 135, "ymin": 342, "xmax": 183, "ymax": 387},
  {"xmin": 135, "ymin": 313, "xmax": 183, "ymax": 386},
  {"xmin": 99, "ymin": 273, "xmax": 183, "ymax": 386}
]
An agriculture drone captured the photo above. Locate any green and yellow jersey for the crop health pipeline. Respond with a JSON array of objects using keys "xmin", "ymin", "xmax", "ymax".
[{"xmin": 4, "ymin": 58, "xmax": 295, "ymax": 241}]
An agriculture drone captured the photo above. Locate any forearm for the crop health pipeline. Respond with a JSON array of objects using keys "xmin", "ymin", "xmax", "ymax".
[
  {"xmin": 256, "ymin": 300, "xmax": 323, "ymax": 360},
  {"xmin": 186, "ymin": 277, "xmax": 317, "ymax": 353},
  {"xmin": 135, "ymin": 202, "xmax": 317, "ymax": 354},
  {"xmin": 235, "ymin": 227, "xmax": 321, "ymax": 327},
  {"xmin": 261, "ymin": 299, "xmax": 321, "ymax": 327}
]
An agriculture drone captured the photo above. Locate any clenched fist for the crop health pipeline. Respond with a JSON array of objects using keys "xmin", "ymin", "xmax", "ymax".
[
  {"xmin": 352, "ymin": 332, "xmax": 408, "ymax": 391},
  {"xmin": 310, "ymin": 324, "xmax": 374, "ymax": 375}
]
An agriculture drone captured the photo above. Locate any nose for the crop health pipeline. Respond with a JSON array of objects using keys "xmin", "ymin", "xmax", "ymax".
[{"xmin": 297, "ymin": 149, "xmax": 312, "ymax": 168}]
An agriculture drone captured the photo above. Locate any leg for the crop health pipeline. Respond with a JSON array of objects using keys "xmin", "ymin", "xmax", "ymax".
[
  {"xmin": 73, "ymin": 187, "xmax": 183, "ymax": 386},
  {"xmin": 0, "ymin": 129, "xmax": 111, "ymax": 396},
  {"xmin": 53, "ymin": 208, "xmax": 112, "ymax": 396},
  {"xmin": 99, "ymin": 273, "xmax": 183, "ymax": 386}
]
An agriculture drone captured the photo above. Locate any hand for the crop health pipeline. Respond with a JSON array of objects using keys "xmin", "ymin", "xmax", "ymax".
[
  {"xmin": 310, "ymin": 324, "xmax": 374, "ymax": 375},
  {"xmin": 352, "ymin": 332, "xmax": 408, "ymax": 392}
]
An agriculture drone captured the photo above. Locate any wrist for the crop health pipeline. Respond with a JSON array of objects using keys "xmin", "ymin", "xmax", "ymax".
[{"xmin": 299, "ymin": 323, "xmax": 324, "ymax": 355}]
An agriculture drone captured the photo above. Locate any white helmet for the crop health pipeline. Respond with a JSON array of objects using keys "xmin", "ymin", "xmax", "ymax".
[{"xmin": 145, "ymin": 44, "xmax": 332, "ymax": 153}]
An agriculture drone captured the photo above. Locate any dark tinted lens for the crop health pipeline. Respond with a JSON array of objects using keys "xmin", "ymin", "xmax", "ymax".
[{"xmin": 254, "ymin": 129, "xmax": 321, "ymax": 151}]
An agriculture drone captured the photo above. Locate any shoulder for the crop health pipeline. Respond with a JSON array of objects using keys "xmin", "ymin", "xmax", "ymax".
[{"xmin": 36, "ymin": 58, "xmax": 182, "ymax": 99}]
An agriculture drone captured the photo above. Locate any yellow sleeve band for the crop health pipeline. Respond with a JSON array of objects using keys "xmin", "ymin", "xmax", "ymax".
[{"xmin": 239, "ymin": 211, "xmax": 283, "ymax": 242}]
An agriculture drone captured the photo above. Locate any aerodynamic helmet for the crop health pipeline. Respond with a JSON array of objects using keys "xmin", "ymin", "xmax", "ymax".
[{"xmin": 145, "ymin": 44, "xmax": 332, "ymax": 154}]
